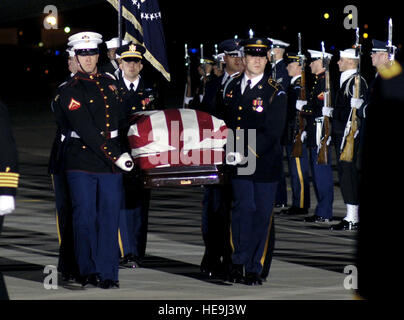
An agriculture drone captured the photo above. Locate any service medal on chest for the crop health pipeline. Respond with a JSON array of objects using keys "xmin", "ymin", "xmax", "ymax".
[{"xmin": 253, "ymin": 97, "xmax": 263, "ymax": 112}]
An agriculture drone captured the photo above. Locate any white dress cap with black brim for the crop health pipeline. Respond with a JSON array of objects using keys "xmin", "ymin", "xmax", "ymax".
[
  {"xmin": 267, "ymin": 38, "xmax": 290, "ymax": 48},
  {"xmin": 308, "ymin": 49, "xmax": 333, "ymax": 60},
  {"xmin": 67, "ymin": 31, "xmax": 103, "ymax": 50}
]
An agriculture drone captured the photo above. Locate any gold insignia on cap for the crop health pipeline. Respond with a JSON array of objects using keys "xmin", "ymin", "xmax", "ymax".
[
  {"xmin": 256, "ymin": 40, "xmax": 262, "ymax": 45},
  {"xmin": 82, "ymin": 35, "xmax": 90, "ymax": 42},
  {"xmin": 129, "ymin": 44, "xmax": 137, "ymax": 52}
]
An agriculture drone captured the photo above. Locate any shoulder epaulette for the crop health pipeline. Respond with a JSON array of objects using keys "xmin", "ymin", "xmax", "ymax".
[{"xmin": 268, "ymin": 78, "xmax": 282, "ymax": 91}]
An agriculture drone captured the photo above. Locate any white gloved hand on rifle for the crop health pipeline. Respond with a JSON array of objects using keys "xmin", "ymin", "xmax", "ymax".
[
  {"xmin": 295, "ymin": 100, "xmax": 307, "ymax": 111},
  {"xmin": 351, "ymin": 98, "xmax": 364, "ymax": 109},
  {"xmin": 322, "ymin": 106, "xmax": 333, "ymax": 117},
  {"xmin": 226, "ymin": 152, "xmax": 244, "ymax": 166},
  {"xmin": 300, "ymin": 131, "xmax": 307, "ymax": 143},
  {"xmin": 115, "ymin": 152, "xmax": 134, "ymax": 172},
  {"xmin": 0, "ymin": 195, "xmax": 15, "ymax": 216}
]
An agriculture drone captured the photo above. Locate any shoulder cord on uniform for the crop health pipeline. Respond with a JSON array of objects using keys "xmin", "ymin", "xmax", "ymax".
[{"xmin": 344, "ymin": 75, "xmax": 369, "ymax": 97}]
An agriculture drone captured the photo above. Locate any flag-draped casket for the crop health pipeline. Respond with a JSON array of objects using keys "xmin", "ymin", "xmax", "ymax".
[{"xmin": 127, "ymin": 109, "xmax": 228, "ymax": 187}]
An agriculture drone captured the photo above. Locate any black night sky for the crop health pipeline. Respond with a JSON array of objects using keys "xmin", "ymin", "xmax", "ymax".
[{"xmin": 0, "ymin": 0, "xmax": 403, "ymax": 105}]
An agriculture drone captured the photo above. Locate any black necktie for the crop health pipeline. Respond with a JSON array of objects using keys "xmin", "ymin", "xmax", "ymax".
[
  {"xmin": 243, "ymin": 79, "xmax": 252, "ymax": 95},
  {"xmin": 129, "ymin": 83, "xmax": 135, "ymax": 92}
]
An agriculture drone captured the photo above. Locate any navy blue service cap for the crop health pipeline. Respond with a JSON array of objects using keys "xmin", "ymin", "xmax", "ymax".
[
  {"xmin": 218, "ymin": 39, "xmax": 242, "ymax": 57},
  {"xmin": 116, "ymin": 42, "xmax": 146, "ymax": 61},
  {"xmin": 240, "ymin": 37, "xmax": 272, "ymax": 56},
  {"xmin": 371, "ymin": 39, "xmax": 388, "ymax": 52}
]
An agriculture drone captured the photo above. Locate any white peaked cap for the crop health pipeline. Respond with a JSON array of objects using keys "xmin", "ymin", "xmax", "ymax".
[
  {"xmin": 66, "ymin": 47, "xmax": 75, "ymax": 57},
  {"xmin": 105, "ymin": 37, "xmax": 129, "ymax": 49},
  {"xmin": 68, "ymin": 31, "xmax": 103, "ymax": 50},
  {"xmin": 339, "ymin": 48, "xmax": 359, "ymax": 59},
  {"xmin": 308, "ymin": 49, "xmax": 333, "ymax": 59},
  {"xmin": 268, "ymin": 38, "xmax": 290, "ymax": 48}
]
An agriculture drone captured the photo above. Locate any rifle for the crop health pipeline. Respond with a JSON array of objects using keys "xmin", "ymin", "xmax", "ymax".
[
  {"xmin": 270, "ymin": 44, "xmax": 277, "ymax": 81},
  {"xmin": 200, "ymin": 43, "xmax": 207, "ymax": 96},
  {"xmin": 183, "ymin": 43, "xmax": 191, "ymax": 108},
  {"xmin": 387, "ymin": 18, "xmax": 396, "ymax": 63},
  {"xmin": 317, "ymin": 41, "xmax": 332, "ymax": 165},
  {"xmin": 291, "ymin": 33, "xmax": 307, "ymax": 158},
  {"xmin": 340, "ymin": 28, "xmax": 361, "ymax": 162}
]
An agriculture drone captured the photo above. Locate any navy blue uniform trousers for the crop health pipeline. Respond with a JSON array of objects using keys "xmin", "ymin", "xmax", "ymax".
[
  {"xmin": 231, "ymin": 179, "xmax": 278, "ymax": 274},
  {"xmin": 309, "ymin": 147, "xmax": 334, "ymax": 219},
  {"xmin": 119, "ymin": 177, "xmax": 150, "ymax": 259},
  {"xmin": 67, "ymin": 171, "xmax": 122, "ymax": 281},
  {"xmin": 286, "ymin": 145, "xmax": 311, "ymax": 209}
]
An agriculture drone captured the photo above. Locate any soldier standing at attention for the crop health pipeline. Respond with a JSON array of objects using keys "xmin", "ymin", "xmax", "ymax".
[
  {"xmin": 296, "ymin": 48, "xmax": 335, "ymax": 223},
  {"xmin": 330, "ymin": 48, "xmax": 367, "ymax": 231},
  {"xmin": 115, "ymin": 43, "xmax": 157, "ymax": 269},
  {"xmin": 0, "ymin": 100, "xmax": 19, "ymax": 299},
  {"xmin": 58, "ymin": 31, "xmax": 134, "ymax": 289},
  {"xmin": 224, "ymin": 37, "xmax": 287, "ymax": 286}
]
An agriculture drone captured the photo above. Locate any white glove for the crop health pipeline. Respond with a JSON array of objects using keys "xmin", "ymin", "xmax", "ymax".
[
  {"xmin": 226, "ymin": 152, "xmax": 243, "ymax": 166},
  {"xmin": 322, "ymin": 106, "xmax": 333, "ymax": 117},
  {"xmin": 351, "ymin": 98, "xmax": 364, "ymax": 109},
  {"xmin": 326, "ymin": 135, "xmax": 332, "ymax": 146},
  {"xmin": 115, "ymin": 152, "xmax": 134, "ymax": 172},
  {"xmin": 0, "ymin": 195, "xmax": 15, "ymax": 216},
  {"xmin": 296, "ymin": 100, "xmax": 307, "ymax": 111},
  {"xmin": 300, "ymin": 131, "xmax": 307, "ymax": 143}
]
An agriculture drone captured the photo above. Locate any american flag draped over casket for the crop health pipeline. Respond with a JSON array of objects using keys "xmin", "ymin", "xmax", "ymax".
[{"xmin": 127, "ymin": 109, "xmax": 228, "ymax": 170}]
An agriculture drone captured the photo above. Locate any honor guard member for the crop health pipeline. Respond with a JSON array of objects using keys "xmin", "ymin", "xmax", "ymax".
[
  {"xmin": 267, "ymin": 38, "xmax": 292, "ymax": 208},
  {"xmin": 357, "ymin": 39, "xmax": 403, "ymax": 300},
  {"xmin": 188, "ymin": 56, "xmax": 216, "ymax": 110},
  {"xmin": 329, "ymin": 49, "xmax": 367, "ymax": 231},
  {"xmin": 267, "ymin": 38, "xmax": 292, "ymax": 90},
  {"xmin": 58, "ymin": 31, "xmax": 135, "ymax": 289},
  {"xmin": 0, "ymin": 100, "xmax": 19, "ymax": 300},
  {"xmin": 223, "ymin": 37, "xmax": 287, "ymax": 285},
  {"xmin": 296, "ymin": 48, "xmax": 334, "ymax": 223},
  {"xmin": 100, "ymin": 37, "xmax": 129, "ymax": 79},
  {"xmin": 48, "ymin": 47, "xmax": 80, "ymax": 282},
  {"xmin": 279, "ymin": 53, "xmax": 311, "ymax": 216},
  {"xmin": 115, "ymin": 43, "xmax": 156, "ymax": 268},
  {"xmin": 199, "ymin": 39, "xmax": 243, "ymax": 279}
]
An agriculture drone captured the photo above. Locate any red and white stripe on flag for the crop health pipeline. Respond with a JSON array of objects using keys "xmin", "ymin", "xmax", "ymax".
[{"xmin": 127, "ymin": 109, "xmax": 228, "ymax": 170}]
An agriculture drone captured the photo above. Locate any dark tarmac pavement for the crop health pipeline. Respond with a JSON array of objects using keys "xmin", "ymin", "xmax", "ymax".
[{"xmin": 0, "ymin": 98, "xmax": 359, "ymax": 302}]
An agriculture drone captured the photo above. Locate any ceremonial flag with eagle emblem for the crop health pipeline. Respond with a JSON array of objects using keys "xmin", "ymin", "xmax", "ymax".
[{"xmin": 107, "ymin": 0, "xmax": 170, "ymax": 81}]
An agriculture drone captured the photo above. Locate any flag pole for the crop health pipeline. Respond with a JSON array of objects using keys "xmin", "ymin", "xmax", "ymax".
[{"xmin": 118, "ymin": 0, "xmax": 122, "ymax": 46}]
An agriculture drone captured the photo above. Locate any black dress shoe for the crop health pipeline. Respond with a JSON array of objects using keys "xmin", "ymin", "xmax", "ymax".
[
  {"xmin": 98, "ymin": 279, "xmax": 120, "ymax": 289},
  {"xmin": 304, "ymin": 215, "xmax": 331, "ymax": 223},
  {"xmin": 329, "ymin": 220, "xmax": 359, "ymax": 231},
  {"xmin": 244, "ymin": 272, "xmax": 263, "ymax": 286},
  {"xmin": 120, "ymin": 254, "xmax": 141, "ymax": 268},
  {"xmin": 280, "ymin": 206, "xmax": 308, "ymax": 215},
  {"xmin": 81, "ymin": 274, "xmax": 99, "ymax": 287},
  {"xmin": 227, "ymin": 264, "xmax": 244, "ymax": 283}
]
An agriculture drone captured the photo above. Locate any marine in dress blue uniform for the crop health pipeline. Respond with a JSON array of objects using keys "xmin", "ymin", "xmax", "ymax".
[
  {"xmin": 223, "ymin": 37, "xmax": 287, "ymax": 285},
  {"xmin": 199, "ymin": 39, "xmax": 243, "ymax": 278},
  {"xmin": 297, "ymin": 49, "xmax": 335, "ymax": 223},
  {"xmin": 57, "ymin": 32, "xmax": 134, "ymax": 289},
  {"xmin": 114, "ymin": 43, "xmax": 157, "ymax": 268},
  {"xmin": 99, "ymin": 37, "xmax": 129, "ymax": 79}
]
